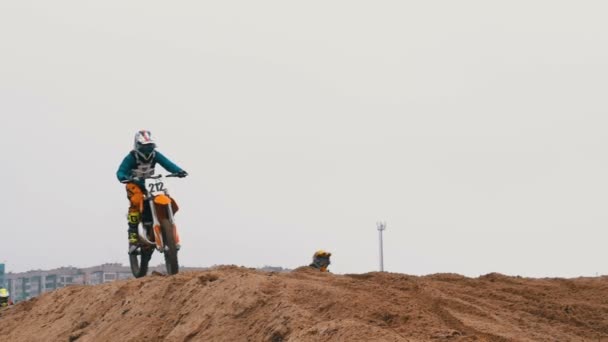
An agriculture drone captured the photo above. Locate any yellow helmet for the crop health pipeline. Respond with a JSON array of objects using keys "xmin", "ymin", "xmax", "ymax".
[
  {"xmin": 311, "ymin": 250, "xmax": 332, "ymax": 272},
  {"xmin": 313, "ymin": 250, "xmax": 331, "ymax": 258},
  {"xmin": 0, "ymin": 288, "xmax": 9, "ymax": 298}
]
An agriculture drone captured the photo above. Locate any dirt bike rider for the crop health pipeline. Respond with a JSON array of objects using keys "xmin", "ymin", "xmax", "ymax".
[
  {"xmin": 0, "ymin": 288, "xmax": 13, "ymax": 307},
  {"xmin": 116, "ymin": 130, "xmax": 188, "ymax": 254},
  {"xmin": 309, "ymin": 250, "xmax": 331, "ymax": 272}
]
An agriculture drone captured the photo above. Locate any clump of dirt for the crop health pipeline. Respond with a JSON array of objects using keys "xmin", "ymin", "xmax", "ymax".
[{"xmin": 1, "ymin": 266, "xmax": 608, "ymax": 341}]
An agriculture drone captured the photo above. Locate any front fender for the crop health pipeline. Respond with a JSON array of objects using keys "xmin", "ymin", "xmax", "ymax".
[{"xmin": 153, "ymin": 194, "xmax": 171, "ymax": 205}]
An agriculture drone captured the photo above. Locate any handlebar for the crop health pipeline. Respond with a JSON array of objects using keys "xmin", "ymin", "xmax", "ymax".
[{"xmin": 120, "ymin": 173, "xmax": 186, "ymax": 183}]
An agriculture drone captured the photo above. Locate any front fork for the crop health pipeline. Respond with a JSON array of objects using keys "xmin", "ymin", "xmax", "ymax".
[{"xmin": 138, "ymin": 195, "xmax": 179, "ymax": 252}]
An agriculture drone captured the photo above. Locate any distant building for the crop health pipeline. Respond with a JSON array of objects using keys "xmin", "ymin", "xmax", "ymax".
[
  {"xmin": 4, "ymin": 263, "xmax": 284, "ymax": 302},
  {"xmin": 258, "ymin": 266, "xmax": 291, "ymax": 273},
  {"xmin": 4, "ymin": 263, "xmax": 205, "ymax": 302}
]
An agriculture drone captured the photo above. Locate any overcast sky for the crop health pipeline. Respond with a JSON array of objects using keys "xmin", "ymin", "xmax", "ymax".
[{"xmin": 1, "ymin": 1, "xmax": 607, "ymax": 277}]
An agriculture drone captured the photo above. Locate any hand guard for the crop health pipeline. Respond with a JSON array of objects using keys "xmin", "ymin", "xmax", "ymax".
[{"xmin": 120, "ymin": 177, "xmax": 140, "ymax": 184}]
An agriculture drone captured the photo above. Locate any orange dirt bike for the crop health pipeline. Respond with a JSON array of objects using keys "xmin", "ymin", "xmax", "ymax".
[{"xmin": 128, "ymin": 173, "xmax": 183, "ymax": 277}]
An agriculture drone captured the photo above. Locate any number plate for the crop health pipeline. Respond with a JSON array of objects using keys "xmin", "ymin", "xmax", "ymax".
[{"xmin": 145, "ymin": 178, "xmax": 166, "ymax": 196}]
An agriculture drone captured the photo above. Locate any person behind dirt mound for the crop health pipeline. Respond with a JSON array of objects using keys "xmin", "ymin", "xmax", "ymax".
[
  {"xmin": 0, "ymin": 288, "xmax": 13, "ymax": 307},
  {"xmin": 309, "ymin": 250, "xmax": 331, "ymax": 272},
  {"xmin": 116, "ymin": 130, "xmax": 188, "ymax": 254}
]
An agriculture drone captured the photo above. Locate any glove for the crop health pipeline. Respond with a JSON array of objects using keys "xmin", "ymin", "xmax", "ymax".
[{"xmin": 176, "ymin": 170, "xmax": 188, "ymax": 178}]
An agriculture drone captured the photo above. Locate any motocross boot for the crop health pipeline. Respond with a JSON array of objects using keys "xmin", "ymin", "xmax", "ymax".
[{"xmin": 128, "ymin": 223, "xmax": 139, "ymax": 254}]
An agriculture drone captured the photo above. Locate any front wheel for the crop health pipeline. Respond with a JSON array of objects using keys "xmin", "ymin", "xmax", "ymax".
[
  {"xmin": 129, "ymin": 247, "xmax": 154, "ymax": 278},
  {"xmin": 161, "ymin": 218, "xmax": 179, "ymax": 275}
]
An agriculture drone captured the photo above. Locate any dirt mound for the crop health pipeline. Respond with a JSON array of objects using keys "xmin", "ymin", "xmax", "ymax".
[{"xmin": 1, "ymin": 266, "xmax": 608, "ymax": 341}]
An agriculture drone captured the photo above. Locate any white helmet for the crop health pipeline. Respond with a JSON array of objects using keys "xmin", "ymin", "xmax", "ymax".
[{"xmin": 133, "ymin": 130, "xmax": 156, "ymax": 160}]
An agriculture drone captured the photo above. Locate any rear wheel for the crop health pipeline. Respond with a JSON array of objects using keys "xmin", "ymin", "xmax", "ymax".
[
  {"xmin": 129, "ymin": 247, "xmax": 153, "ymax": 278},
  {"xmin": 161, "ymin": 218, "xmax": 179, "ymax": 275}
]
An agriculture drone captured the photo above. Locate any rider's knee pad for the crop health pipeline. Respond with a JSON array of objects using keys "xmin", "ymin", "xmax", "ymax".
[{"xmin": 127, "ymin": 211, "xmax": 140, "ymax": 225}]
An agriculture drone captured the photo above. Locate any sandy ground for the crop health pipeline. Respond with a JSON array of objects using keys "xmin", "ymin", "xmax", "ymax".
[{"xmin": 1, "ymin": 266, "xmax": 608, "ymax": 341}]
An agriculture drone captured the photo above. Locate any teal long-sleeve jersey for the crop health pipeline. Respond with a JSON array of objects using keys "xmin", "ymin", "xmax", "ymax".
[{"xmin": 116, "ymin": 150, "xmax": 184, "ymax": 189}]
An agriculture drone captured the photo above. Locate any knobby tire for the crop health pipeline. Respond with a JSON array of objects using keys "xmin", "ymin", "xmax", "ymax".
[
  {"xmin": 129, "ymin": 247, "xmax": 153, "ymax": 278},
  {"xmin": 161, "ymin": 218, "xmax": 179, "ymax": 275}
]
